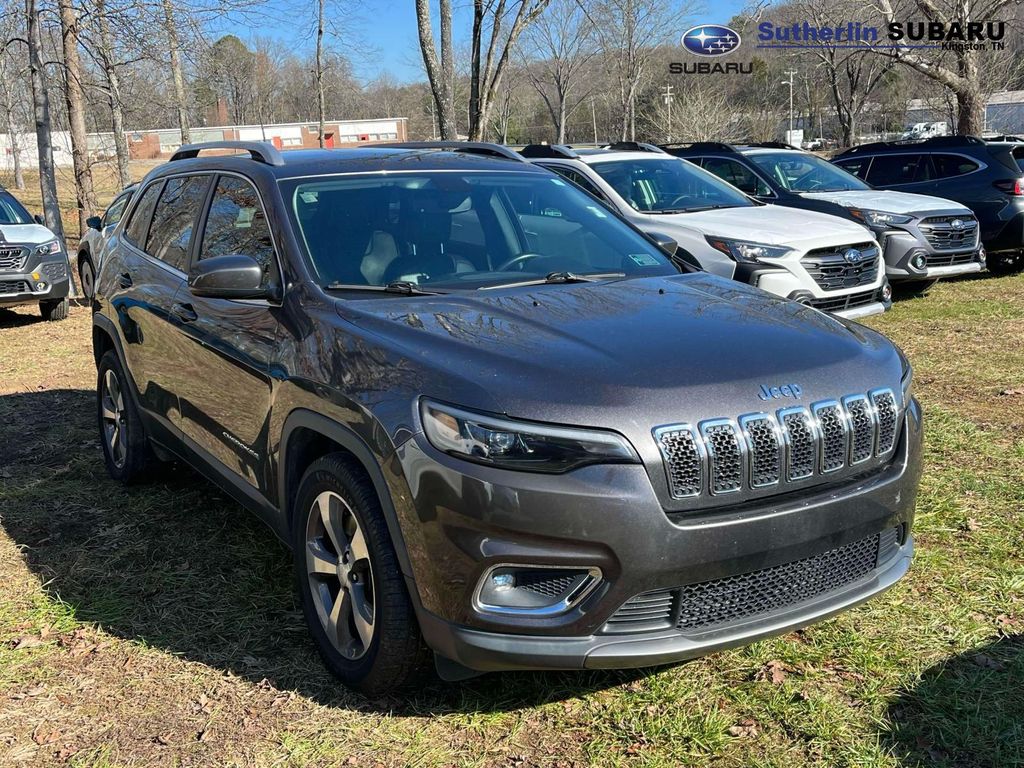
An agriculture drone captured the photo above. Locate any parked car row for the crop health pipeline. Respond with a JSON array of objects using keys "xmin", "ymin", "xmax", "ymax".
[
  {"xmin": 0, "ymin": 188, "xmax": 72, "ymax": 321},
  {"xmin": 85, "ymin": 139, "xmax": 923, "ymax": 694}
]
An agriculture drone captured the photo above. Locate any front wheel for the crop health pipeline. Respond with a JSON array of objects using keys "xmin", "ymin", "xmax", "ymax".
[
  {"xmin": 987, "ymin": 252, "xmax": 1024, "ymax": 275},
  {"xmin": 39, "ymin": 297, "xmax": 69, "ymax": 321},
  {"xmin": 79, "ymin": 256, "xmax": 95, "ymax": 299},
  {"xmin": 892, "ymin": 278, "xmax": 939, "ymax": 297},
  {"xmin": 293, "ymin": 454, "xmax": 427, "ymax": 694}
]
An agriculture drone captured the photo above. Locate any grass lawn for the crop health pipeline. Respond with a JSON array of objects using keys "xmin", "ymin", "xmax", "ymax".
[{"xmin": 0, "ymin": 175, "xmax": 1022, "ymax": 765}]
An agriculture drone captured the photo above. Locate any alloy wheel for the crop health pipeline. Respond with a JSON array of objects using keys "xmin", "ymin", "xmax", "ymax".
[
  {"xmin": 305, "ymin": 490, "xmax": 376, "ymax": 660},
  {"xmin": 100, "ymin": 368, "xmax": 126, "ymax": 468}
]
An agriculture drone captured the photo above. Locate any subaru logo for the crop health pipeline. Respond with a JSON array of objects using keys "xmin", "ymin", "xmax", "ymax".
[
  {"xmin": 843, "ymin": 248, "xmax": 863, "ymax": 263},
  {"xmin": 681, "ymin": 24, "xmax": 742, "ymax": 57},
  {"xmin": 950, "ymin": 218, "xmax": 965, "ymax": 230}
]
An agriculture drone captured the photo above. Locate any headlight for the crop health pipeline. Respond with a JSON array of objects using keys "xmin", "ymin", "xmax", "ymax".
[
  {"xmin": 35, "ymin": 240, "xmax": 61, "ymax": 256},
  {"xmin": 705, "ymin": 236, "xmax": 794, "ymax": 264},
  {"xmin": 849, "ymin": 209, "xmax": 913, "ymax": 227},
  {"xmin": 420, "ymin": 400, "xmax": 639, "ymax": 473}
]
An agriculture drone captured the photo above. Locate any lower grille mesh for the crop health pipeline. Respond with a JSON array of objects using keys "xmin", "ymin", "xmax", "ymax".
[{"xmin": 0, "ymin": 280, "xmax": 29, "ymax": 294}]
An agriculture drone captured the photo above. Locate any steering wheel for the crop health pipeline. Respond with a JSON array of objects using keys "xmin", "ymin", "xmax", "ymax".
[
  {"xmin": 668, "ymin": 195, "xmax": 693, "ymax": 208},
  {"xmin": 496, "ymin": 253, "xmax": 545, "ymax": 272}
]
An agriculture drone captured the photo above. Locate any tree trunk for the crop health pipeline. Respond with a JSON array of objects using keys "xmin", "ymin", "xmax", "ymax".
[
  {"xmin": 26, "ymin": 0, "xmax": 65, "ymax": 243},
  {"xmin": 162, "ymin": 0, "xmax": 190, "ymax": 145},
  {"xmin": 0, "ymin": 77, "xmax": 24, "ymax": 190},
  {"xmin": 956, "ymin": 89, "xmax": 986, "ymax": 135},
  {"xmin": 414, "ymin": 0, "xmax": 458, "ymax": 139},
  {"xmin": 58, "ymin": 0, "xmax": 97, "ymax": 238},
  {"xmin": 557, "ymin": 98, "xmax": 566, "ymax": 143},
  {"xmin": 97, "ymin": 0, "xmax": 131, "ymax": 188},
  {"xmin": 316, "ymin": 0, "xmax": 325, "ymax": 147}
]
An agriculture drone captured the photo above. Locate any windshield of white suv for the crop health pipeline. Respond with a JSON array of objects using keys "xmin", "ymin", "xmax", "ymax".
[
  {"xmin": 285, "ymin": 171, "xmax": 679, "ymax": 291},
  {"xmin": 747, "ymin": 151, "xmax": 870, "ymax": 193},
  {"xmin": 0, "ymin": 193, "xmax": 33, "ymax": 225},
  {"xmin": 589, "ymin": 158, "xmax": 753, "ymax": 214}
]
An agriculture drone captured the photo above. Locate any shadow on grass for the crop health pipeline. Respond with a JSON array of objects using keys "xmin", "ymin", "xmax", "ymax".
[
  {"xmin": 883, "ymin": 634, "xmax": 1024, "ymax": 767},
  {"xmin": 0, "ymin": 388, "xmax": 651, "ymax": 716},
  {"xmin": 0, "ymin": 306, "xmax": 46, "ymax": 328}
]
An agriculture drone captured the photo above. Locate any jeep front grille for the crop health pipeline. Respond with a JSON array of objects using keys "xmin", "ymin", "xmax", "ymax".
[
  {"xmin": 919, "ymin": 215, "xmax": 979, "ymax": 251},
  {"xmin": 0, "ymin": 247, "xmax": 26, "ymax": 271},
  {"xmin": 653, "ymin": 388, "xmax": 901, "ymax": 501},
  {"xmin": 802, "ymin": 243, "xmax": 879, "ymax": 291},
  {"xmin": 603, "ymin": 527, "xmax": 902, "ymax": 635}
]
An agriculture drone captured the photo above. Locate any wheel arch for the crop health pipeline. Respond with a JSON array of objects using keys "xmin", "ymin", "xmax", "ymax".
[{"xmin": 279, "ymin": 409, "xmax": 415, "ymax": 579}]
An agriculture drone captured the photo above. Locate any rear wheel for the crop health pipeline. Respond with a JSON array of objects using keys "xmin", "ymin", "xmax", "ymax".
[
  {"xmin": 988, "ymin": 252, "xmax": 1024, "ymax": 275},
  {"xmin": 293, "ymin": 453, "xmax": 426, "ymax": 694},
  {"xmin": 97, "ymin": 350, "xmax": 152, "ymax": 483},
  {"xmin": 79, "ymin": 255, "xmax": 95, "ymax": 299},
  {"xmin": 39, "ymin": 297, "xmax": 69, "ymax": 321},
  {"xmin": 893, "ymin": 278, "xmax": 939, "ymax": 297}
]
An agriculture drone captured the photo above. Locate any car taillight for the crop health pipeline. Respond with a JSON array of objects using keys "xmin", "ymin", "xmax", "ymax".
[{"xmin": 994, "ymin": 178, "xmax": 1024, "ymax": 195}]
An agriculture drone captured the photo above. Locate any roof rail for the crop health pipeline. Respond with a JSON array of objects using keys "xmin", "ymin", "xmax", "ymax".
[
  {"xmin": 374, "ymin": 141, "xmax": 524, "ymax": 162},
  {"xmin": 836, "ymin": 134, "xmax": 986, "ymax": 156},
  {"xmin": 745, "ymin": 141, "xmax": 802, "ymax": 150},
  {"xmin": 170, "ymin": 141, "xmax": 285, "ymax": 166},
  {"xmin": 601, "ymin": 141, "xmax": 667, "ymax": 154},
  {"xmin": 519, "ymin": 143, "xmax": 580, "ymax": 159},
  {"xmin": 985, "ymin": 134, "xmax": 1024, "ymax": 143},
  {"xmin": 659, "ymin": 141, "xmax": 738, "ymax": 154}
]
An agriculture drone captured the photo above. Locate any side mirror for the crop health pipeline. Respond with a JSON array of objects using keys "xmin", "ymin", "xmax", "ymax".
[
  {"xmin": 86, "ymin": 215, "xmax": 102, "ymax": 231},
  {"xmin": 188, "ymin": 254, "xmax": 269, "ymax": 300},
  {"xmin": 33, "ymin": 214, "xmax": 44, "ymax": 226},
  {"xmin": 645, "ymin": 230, "xmax": 678, "ymax": 256}
]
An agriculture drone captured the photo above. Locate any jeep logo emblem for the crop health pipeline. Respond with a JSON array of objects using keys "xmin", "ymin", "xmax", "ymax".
[{"xmin": 758, "ymin": 383, "xmax": 803, "ymax": 401}]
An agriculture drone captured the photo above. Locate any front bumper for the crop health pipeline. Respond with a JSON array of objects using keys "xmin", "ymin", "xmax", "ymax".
[
  {"xmin": 880, "ymin": 229, "xmax": 984, "ymax": 281},
  {"xmin": 0, "ymin": 252, "xmax": 71, "ymax": 306},
  {"xmin": 749, "ymin": 254, "xmax": 888, "ymax": 319},
  {"xmin": 394, "ymin": 398, "xmax": 923, "ymax": 673}
]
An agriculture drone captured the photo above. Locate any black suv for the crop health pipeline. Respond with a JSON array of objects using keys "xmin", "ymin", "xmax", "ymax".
[
  {"xmin": 833, "ymin": 136, "xmax": 1024, "ymax": 273},
  {"xmin": 92, "ymin": 141, "xmax": 922, "ymax": 693}
]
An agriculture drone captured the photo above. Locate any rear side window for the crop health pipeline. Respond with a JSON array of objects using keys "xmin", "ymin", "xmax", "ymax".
[
  {"xmin": 542, "ymin": 165, "xmax": 607, "ymax": 200},
  {"xmin": 145, "ymin": 175, "xmax": 211, "ymax": 271},
  {"xmin": 700, "ymin": 157, "xmax": 771, "ymax": 196},
  {"xmin": 199, "ymin": 176, "xmax": 277, "ymax": 288},
  {"xmin": 930, "ymin": 154, "xmax": 980, "ymax": 178},
  {"xmin": 123, "ymin": 182, "xmax": 162, "ymax": 247},
  {"xmin": 102, "ymin": 193, "xmax": 131, "ymax": 228},
  {"xmin": 834, "ymin": 157, "xmax": 870, "ymax": 179},
  {"xmin": 865, "ymin": 154, "xmax": 929, "ymax": 185}
]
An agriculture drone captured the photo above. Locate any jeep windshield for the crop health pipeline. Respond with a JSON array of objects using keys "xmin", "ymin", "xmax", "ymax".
[
  {"xmin": 588, "ymin": 157, "xmax": 753, "ymax": 213},
  {"xmin": 747, "ymin": 151, "xmax": 870, "ymax": 193},
  {"xmin": 284, "ymin": 171, "xmax": 678, "ymax": 291}
]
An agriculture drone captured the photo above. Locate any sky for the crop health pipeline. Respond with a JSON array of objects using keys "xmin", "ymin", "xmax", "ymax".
[{"xmin": 208, "ymin": 0, "xmax": 754, "ymax": 85}]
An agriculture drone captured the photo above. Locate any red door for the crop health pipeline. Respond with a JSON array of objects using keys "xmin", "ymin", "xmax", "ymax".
[{"xmin": 325, "ymin": 133, "xmax": 335, "ymax": 148}]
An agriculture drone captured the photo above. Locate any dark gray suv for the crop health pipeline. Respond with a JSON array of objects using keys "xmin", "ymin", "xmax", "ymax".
[{"xmin": 91, "ymin": 141, "xmax": 922, "ymax": 693}]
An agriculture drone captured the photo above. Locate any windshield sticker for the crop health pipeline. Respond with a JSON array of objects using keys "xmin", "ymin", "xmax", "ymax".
[{"xmin": 628, "ymin": 253, "xmax": 661, "ymax": 266}]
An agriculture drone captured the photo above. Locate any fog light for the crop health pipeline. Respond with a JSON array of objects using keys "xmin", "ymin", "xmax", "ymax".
[
  {"xmin": 474, "ymin": 565, "xmax": 602, "ymax": 616},
  {"xmin": 911, "ymin": 253, "xmax": 927, "ymax": 271},
  {"xmin": 978, "ymin": 246, "xmax": 987, "ymax": 264},
  {"xmin": 882, "ymin": 283, "xmax": 893, "ymax": 302},
  {"xmin": 35, "ymin": 281, "xmax": 47, "ymax": 291}
]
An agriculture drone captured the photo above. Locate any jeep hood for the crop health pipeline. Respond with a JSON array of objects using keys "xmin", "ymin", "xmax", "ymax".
[
  {"xmin": 800, "ymin": 189, "xmax": 972, "ymax": 216},
  {"xmin": 0, "ymin": 223, "xmax": 59, "ymax": 246},
  {"xmin": 642, "ymin": 205, "xmax": 873, "ymax": 249},
  {"xmin": 337, "ymin": 273, "xmax": 902, "ymax": 432}
]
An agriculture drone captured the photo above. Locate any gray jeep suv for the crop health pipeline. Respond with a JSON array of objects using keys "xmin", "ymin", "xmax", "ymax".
[{"xmin": 91, "ymin": 141, "xmax": 922, "ymax": 693}]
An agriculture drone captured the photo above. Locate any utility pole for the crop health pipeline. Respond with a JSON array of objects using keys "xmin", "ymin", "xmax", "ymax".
[
  {"xmin": 662, "ymin": 84, "xmax": 674, "ymax": 143},
  {"xmin": 782, "ymin": 69, "xmax": 797, "ymax": 140},
  {"xmin": 591, "ymin": 97, "xmax": 598, "ymax": 145}
]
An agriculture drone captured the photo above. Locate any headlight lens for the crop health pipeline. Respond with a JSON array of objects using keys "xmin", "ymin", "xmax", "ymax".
[
  {"xmin": 420, "ymin": 400, "xmax": 639, "ymax": 473},
  {"xmin": 849, "ymin": 209, "xmax": 914, "ymax": 227},
  {"xmin": 705, "ymin": 236, "xmax": 794, "ymax": 264},
  {"xmin": 35, "ymin": 240, "xmax": 61, "ymax": 256}
]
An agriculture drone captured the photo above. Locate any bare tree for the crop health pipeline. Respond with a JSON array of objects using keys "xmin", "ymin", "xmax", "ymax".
[
  {"xmin": 162, "ymin": 0, "xmax": 190, "ymax": 144},
  {"xmin": 92, "ymin": 0, "xmax": 131, "ymax": 187},
  {"xmin": 875, "ymin": 0, "xmax": 1022, "ymax": 134},
  {"xmin": 415, "ymin": 0, "xmax": 458, "ymax": 138},
  {"xmin": 0, "ymin": 11, "xmax": 26, "ymax": 189},
  {"xmin": 58, "ymin": 0, "xmax": 98, "ymax": 236},
  {"xmin": 315, "ymin": 0, "xmax": 325, "ymax": 146},
  {"xmin": 645, "ymin": 79, "xmax": 733, "ymax": 141},
  {"xmin": 520, "ymin": 0, "xmax": 597, "ymax": 142}
]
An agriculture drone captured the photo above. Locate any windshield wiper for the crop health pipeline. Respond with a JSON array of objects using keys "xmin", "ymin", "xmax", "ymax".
[
  {"xmin": 324, "ymin": 280, "xmax": 444, "ymax": 296},
  {"xmin": 478, "ymin": 271, "xmax": 626, "ymax": 290}
]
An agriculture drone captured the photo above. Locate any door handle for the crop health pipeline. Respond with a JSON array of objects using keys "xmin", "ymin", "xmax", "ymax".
[
  {"xmin": 171, "ymin": 302, "xmax": 198, "ymax": 323},
  {"xmin": 118, "ymin": 272, "xmax": 133, "ymax": 288}
]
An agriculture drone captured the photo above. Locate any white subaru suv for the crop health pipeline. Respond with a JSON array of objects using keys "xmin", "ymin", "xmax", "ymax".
[{"xmin": 521, "ymin": 143, "xmax": 891, "ymax": 319}]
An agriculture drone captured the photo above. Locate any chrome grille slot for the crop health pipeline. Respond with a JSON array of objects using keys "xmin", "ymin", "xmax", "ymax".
[
  {"xmin": 779, "ymin": 407, "xmax": 817, "ymax": 481},
  {"xmin": 739, "ymin": 414, "xmax": 781, "ymax": 488},
  {"xmin": 700, "ymin": 420, "xmax": 743, "ymax": 495},
  {"xmin": 654, "ymin": 425, "xmax": 704, "ymax": 499},
  {"xmin": 0, "ymin": 280, "xmax": 29, "ymax": 294},
  {"xmin": 0, "ymin": 247, "xmax": 26, "ymax": 271},
  {"xmin": 843, "ymin": 395, "xmax": 876, "ymax": 464},
  {"xmin": 871, "ymin": 388, "xmax": 898, "ymax": 455},
  {"xmin": 655, "ymin": 389, "xmax": 902, "ymax": 504},
  {"xmin": 919, "ymin": 215, "xmax": 979, "ymax": 251},
  {"xmin": 813, "ymin": 401, "xmax": 847, "ymax": 473},
  {"xmin": 802, "ymin": 243, "xmax": 879, "ymax": 291}
]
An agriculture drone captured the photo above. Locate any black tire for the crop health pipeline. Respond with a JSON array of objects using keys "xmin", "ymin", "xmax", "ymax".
[
  {"xmin": 97, "ymin": 350, "xmax": 153, "ymax": 483},
  {"xmin": 892, "ymin": 278, "xmax": 939, "ymax": 297},
  {"xmin": 79, "ymin": 255, "xmax": 95, "ymax": 299},
  {"xmin": 292, "ymin": 453, "xmax": 427, "ymax": 694},
  {"xmin": 987, "ymin": 252, "xmax": 1024, "ymax": 275},
  {"xmin": 39, "ymin": 297, "xmax": 69, "ymax": 321}
]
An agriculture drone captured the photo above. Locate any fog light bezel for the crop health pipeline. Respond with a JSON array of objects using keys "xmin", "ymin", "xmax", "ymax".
[
  {"xmin": 909, "ymin": 251, "xmax": 928, "ymax": 272},
  {"xmin": 472, "ymin": 563, "xmax": 603, "ymax": 617}
]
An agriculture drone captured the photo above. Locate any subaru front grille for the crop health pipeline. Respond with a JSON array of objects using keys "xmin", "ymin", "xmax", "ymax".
[
  {"xmin": 802, "ymin": 243, "xmax": 879, "ymax": 291},
  {"xmin": 0, "ymin": 247, "xmax": 26, "ymax": 272},
  {"xmin": 653, "ymin": 388, "xmax": 901, "ymax": 501},
  {"xmin": 919, "ymin": 215, "xmax": 979, "ymax": 252}
]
